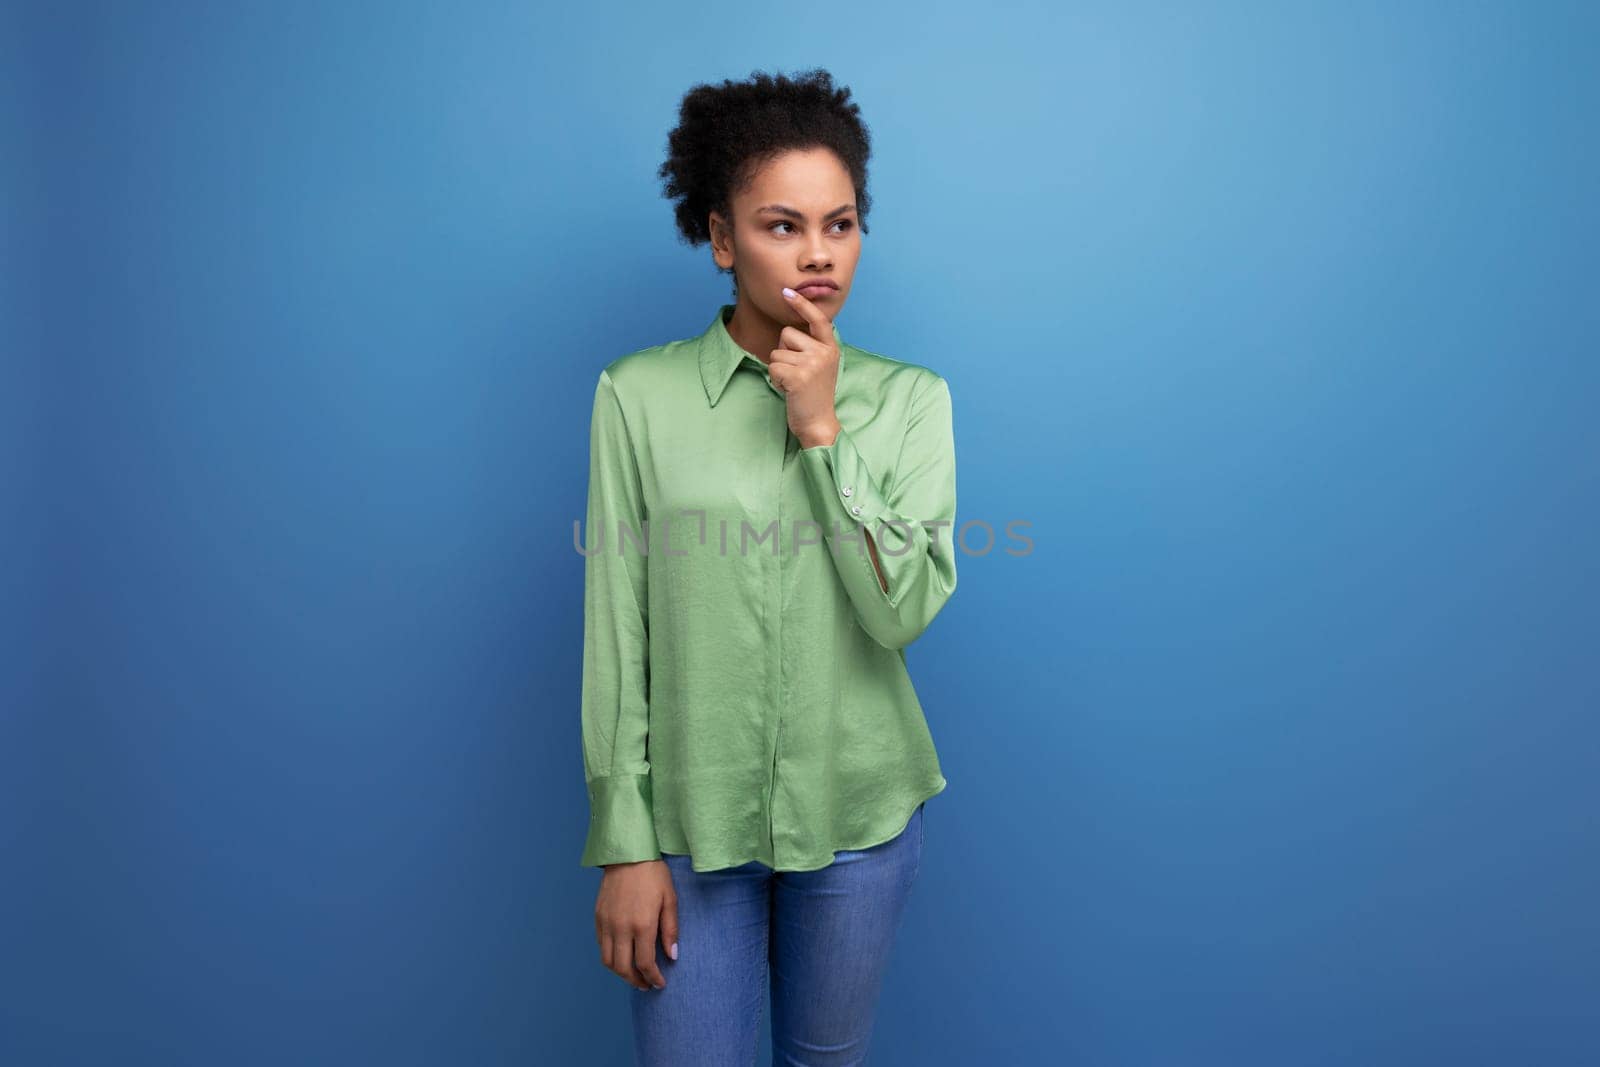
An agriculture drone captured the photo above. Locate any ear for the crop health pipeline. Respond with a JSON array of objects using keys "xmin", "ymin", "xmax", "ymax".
[{"xmin": 708, "ymin": 212, "xmax": 733, "ymax": 268}]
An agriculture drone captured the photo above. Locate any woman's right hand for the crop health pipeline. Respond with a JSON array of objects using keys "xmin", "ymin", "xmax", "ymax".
[{"xmin": 594, "ymin": 859, "xmax": 679, "ymax": 991}]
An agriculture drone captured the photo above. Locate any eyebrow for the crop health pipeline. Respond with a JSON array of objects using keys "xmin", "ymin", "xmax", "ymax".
[{"xmin": 755, "ymin": 203, "xmax": 857, "ymax": 221}]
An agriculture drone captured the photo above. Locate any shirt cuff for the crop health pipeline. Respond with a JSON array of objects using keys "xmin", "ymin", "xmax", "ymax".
[
  {"xmin": 580, "ymin": 773, "xmax": 661, "ymax": 867},
  {"xmin": 798, "ymin": 424, "xmax": 890, "ymax": 537}
]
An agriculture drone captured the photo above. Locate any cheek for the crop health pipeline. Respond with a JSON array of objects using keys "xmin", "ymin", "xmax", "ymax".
[{"xmin": 744, "ymin": 249, "xmax": 781, "ymax": 276}]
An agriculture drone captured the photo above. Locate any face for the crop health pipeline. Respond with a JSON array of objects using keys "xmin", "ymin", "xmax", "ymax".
[{"xmin": 709, "ymin": 147, "xmax": 861, "ymax": 326}]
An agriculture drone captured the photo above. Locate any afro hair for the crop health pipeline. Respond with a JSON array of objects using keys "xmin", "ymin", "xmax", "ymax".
[{"xmin": 658, "ymin": 68, "xmax": 873, "ymax": 294}]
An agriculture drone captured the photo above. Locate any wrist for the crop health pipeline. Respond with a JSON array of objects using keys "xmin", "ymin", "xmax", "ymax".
[{"xmin": 796, "ymin": 418, "xmax": 841, "ymax": 449}]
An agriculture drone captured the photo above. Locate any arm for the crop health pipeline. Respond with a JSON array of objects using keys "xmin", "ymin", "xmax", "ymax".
[
  {"xmin": 578, "ymin": 368, "xmax": 661, "ymax": 867},
  {"xmin": 798, "ymin": 372, "xmax": 958, "ymax": 650}
]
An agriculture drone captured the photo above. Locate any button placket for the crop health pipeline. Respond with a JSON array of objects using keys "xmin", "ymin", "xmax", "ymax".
[{"xmin": 768, "ymin": 399, "xmax": 793, "ymax": 867}]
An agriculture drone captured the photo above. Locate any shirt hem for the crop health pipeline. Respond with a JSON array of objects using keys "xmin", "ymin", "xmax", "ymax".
[{"xmin": 657, "ymin": 777, "xmax": 947, "ymax": 874}]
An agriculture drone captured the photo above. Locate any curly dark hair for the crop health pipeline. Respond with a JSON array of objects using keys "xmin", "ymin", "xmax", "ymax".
[{"xmin": 658, "ymin": 68, "xmax": 873, "ymax": 296}]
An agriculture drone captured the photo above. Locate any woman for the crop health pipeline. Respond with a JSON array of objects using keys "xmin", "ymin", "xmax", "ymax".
[{"xmin": 580, "ymin": 68, "xmax": 959, "ymax": 1066}]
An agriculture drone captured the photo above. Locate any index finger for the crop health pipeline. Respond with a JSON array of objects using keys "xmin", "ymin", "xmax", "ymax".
[{"xmin": 781, "ymin": 286, "xmax": 832, "ymax": 343}]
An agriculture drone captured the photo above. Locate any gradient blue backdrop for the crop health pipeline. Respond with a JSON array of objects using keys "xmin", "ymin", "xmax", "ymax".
[{"xmin": 6, "ymin": 2, "xmax": 1597, "ymax": 1064}]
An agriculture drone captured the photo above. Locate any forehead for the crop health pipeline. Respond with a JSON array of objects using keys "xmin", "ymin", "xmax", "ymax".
[{"xmin": 736, "ymin": 148, "xmax": 855, "ymax": 208}]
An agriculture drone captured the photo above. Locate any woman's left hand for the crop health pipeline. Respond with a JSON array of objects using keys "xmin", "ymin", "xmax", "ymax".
[{"xmin": 770, "ymin": 287, "xmax": 842, "ymax": 449}]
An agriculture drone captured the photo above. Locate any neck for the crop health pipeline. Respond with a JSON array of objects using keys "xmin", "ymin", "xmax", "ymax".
[{"xmin": 724, "ymin": 300, "xmax": 782, "ymax": 367}]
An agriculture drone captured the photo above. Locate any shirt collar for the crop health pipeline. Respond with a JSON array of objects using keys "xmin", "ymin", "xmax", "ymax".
[{"xmin": 698, "ymin": 302, "xmax": 845, "ymax": 408}]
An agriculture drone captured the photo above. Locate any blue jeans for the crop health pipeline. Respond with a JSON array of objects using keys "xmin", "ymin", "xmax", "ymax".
[{"xmin": 631, "ymin": 802, "xmax": 926, "ymax": 1066}]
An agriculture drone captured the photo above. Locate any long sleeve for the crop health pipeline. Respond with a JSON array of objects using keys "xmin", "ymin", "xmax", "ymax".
[
  {"xmin": 798, "ymin": 372, "xmax": 958, "ymax": 651},
  {"xmin": 578, "ymin": 368, "xmax": 660, "ymax": 867}
]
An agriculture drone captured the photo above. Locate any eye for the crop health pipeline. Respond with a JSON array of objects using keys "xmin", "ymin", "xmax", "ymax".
[{"xmin": 769, "ymin": 219, "xmax": 856, "ymax": 235}]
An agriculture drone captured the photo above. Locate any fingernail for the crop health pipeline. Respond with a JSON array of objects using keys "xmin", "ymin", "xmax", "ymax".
[
  {"xmin": 669, "ymin": 942, "xmax": 678, "ymax": 960},
  {"xmin": 782, "ymin": 287, "xmax": 796, "ymax": 299}
]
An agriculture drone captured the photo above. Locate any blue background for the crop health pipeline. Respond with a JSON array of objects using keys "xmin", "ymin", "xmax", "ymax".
[{"xmin": 6, "ymin": 2, "xmax": 1597, "ymax": 1064}]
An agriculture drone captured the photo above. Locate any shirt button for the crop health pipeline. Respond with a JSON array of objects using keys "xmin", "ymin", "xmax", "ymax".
[
  {"xmin": 850, "ymin": 504, "xmax": 862, "ymax": 516},
  {"xmin": 842, "ymin": 486, "xmax": 853, "ymax": 497}
]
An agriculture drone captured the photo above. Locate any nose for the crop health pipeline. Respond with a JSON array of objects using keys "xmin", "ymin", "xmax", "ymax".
[{"xmin": 802, "ymin": 236, "xmax": 831, "ymax": 270}]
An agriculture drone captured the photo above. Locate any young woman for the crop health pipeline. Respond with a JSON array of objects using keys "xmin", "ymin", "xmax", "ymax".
[{"xmin": 579, "ymin": 68, "xmax": 959, "ymax": 1066}]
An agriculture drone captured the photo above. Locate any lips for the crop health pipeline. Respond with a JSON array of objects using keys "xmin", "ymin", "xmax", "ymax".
[{"xmin": 794, "ymin": 281, "xmax": 838, "ymax": 296}]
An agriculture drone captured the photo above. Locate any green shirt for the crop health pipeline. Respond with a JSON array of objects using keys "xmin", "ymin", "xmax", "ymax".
[{"xmin": 579, "ymin": 303, "xmax": 957, "ymax": 872}]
